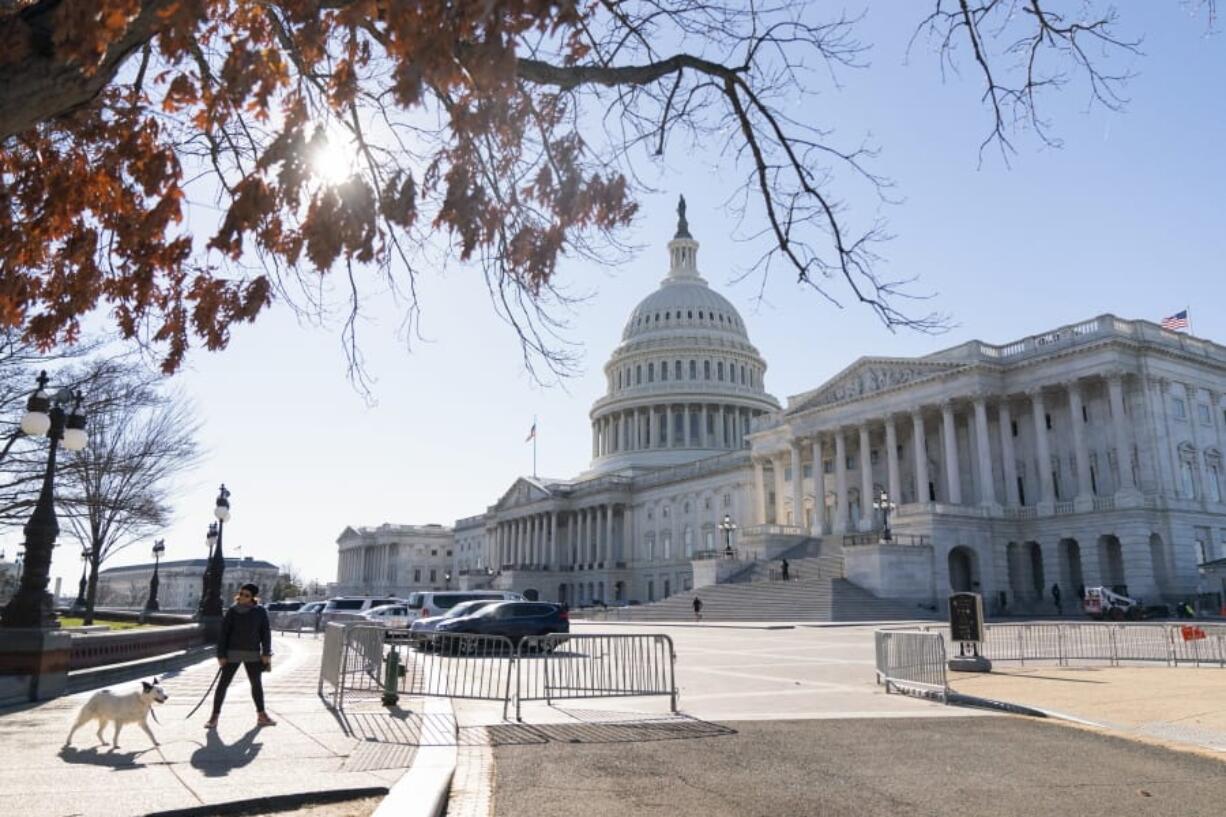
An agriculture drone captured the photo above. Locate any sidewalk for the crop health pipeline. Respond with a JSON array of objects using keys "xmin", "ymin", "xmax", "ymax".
[
  {"xmin": 0, "ymin": 634, "xmax": 412, "ymax": 817},
  {"xmin": 950, "ymin": 664, "xmax": 1226, "ymax": 758}
]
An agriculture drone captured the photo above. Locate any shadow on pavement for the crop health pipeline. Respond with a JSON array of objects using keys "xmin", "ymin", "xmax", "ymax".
[
  {"xmin": 58, "ymin": 744, "xmax": 153, "ymax": 769},
  {"xmin": 338, "ymin": 708, "xmax": 458, "ymax": 746},
  {"xmin": 189, "ymin": 726, "xmax": 263, "ymax": 777},
  {"xmin": 475, "ymin": 715, "xmax": 737, "ymax": 747}
]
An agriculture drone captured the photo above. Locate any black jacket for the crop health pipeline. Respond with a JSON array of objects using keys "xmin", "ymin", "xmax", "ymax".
[{"xmin": 218, "ymin": 603, "xmax": 272, "ymax": 657}]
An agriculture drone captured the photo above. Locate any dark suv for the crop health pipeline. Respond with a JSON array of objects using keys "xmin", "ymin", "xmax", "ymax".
[{"xmin": 434, "ymin": 601, "xmax": 569, "ymax": 642}]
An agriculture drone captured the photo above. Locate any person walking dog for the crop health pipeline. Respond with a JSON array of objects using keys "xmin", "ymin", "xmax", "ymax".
[{"xmin": 205, "ymin": 583, "xmax": 276, "ymax": 729}]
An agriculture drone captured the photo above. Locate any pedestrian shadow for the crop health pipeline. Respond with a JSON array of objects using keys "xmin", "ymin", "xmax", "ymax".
[
  {"xmin": 189, "ymin": 726, "xmax": 263, "ymax": 777},
  {"xmin": 58, "ymin": 744, "xmax": 152, "ymax": 769}
]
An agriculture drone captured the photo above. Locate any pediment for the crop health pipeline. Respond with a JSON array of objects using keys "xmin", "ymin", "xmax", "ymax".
[
  {"xmin": 789, "ymin": 358, "xmax": 963, "ymax": 413},
  {"xmin": 494, "ymin": 477, "xmax": 554, "ymax": 511}
]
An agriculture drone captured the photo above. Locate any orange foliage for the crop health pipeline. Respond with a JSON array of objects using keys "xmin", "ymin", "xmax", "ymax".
[{"xmin": 0, "ymin": 0, "xmax": 636, "ymax": 373}]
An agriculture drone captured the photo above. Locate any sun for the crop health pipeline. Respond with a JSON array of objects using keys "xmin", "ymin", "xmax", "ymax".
[{"xmin": 309, "ymin": 130, "xmax": 356, "ymax": 186}]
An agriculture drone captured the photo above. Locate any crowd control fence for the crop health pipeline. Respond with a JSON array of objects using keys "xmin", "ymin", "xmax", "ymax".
[
  {"xmin": 319, "ymin": 624, "xmax": 679, "ymax": 721},
  {"xmin": 923, "ymin": 622, "xmax": 1226, "ymax": 668},
  {"xmin": 873, "ymin": 630, "xmax": 948, "ymax": 700}
]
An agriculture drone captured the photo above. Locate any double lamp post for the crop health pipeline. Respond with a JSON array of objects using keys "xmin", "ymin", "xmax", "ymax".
[
  {"xmin": 196, "ymin": 485, "xmax": 231, "ymax": 640},
  {"xmin": 1, "ymin": 372, "xmax": 88, "ymax": 630}
]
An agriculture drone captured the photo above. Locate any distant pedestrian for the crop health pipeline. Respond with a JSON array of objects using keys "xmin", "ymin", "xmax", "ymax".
[
  {"xmin": 692, "ymin": 596, "xmax": 703, "ymax": 622},
  {"xmin": 205, "ymin": 583, "xmax": 275, "ymax": 730},
  {"xmin": 781, "ymin": 558, "xmax": 790, "ymax": 582},
  {"xmin": 1051, "ymin": 583, "xmax": 1062, "ymax": 616}
]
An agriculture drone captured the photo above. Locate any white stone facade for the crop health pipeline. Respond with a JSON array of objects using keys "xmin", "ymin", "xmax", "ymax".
[
  {"xmin": 453, "ymin": 201, "xmax": 778, "ymax": 605},
  {"xmin": 334, "ymin": 523, "xmax": 456, "ymax": 597},
  {"xmin": 748, "ymin": 315, "xmax": 1226, "ymax": 612},
  {"xmin": 96, "ymin": 557, "xmax": 280, "ymax": 611}
]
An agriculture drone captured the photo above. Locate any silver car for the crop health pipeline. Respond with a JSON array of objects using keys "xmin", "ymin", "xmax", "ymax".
[{"xmin": 410, "ymin": 599, "xmax": 500, "ymax": 636}]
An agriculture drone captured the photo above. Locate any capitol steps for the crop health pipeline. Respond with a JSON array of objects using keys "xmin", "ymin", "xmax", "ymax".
[{"xmin": 595, "ymin": 577, "xmax": 934, "ymax": 623}]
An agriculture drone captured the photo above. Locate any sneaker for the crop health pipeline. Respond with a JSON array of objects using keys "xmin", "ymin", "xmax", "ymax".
[{"xmin": 256, "ymin": 713, "xmax": 277, "ymax": 727}]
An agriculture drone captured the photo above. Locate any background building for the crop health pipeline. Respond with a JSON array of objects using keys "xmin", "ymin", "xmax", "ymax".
[
  {"xmin": 333, "ymin": 523, "xmax": 455, "ymax": 597},
  {"xmin": 96, "ymin": 556, "xmax": 279, "ymax": 611}
]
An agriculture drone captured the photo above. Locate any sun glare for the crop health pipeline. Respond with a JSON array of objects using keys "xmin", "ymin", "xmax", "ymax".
[{"xmin": 310, "ymin": 132, "xmax": 356, "ymax": 186}]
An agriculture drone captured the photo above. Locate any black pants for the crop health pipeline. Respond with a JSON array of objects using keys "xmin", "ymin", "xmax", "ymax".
[{"xmin": 212, "ymin": 661, "xmax": 265, "ymax": 715}]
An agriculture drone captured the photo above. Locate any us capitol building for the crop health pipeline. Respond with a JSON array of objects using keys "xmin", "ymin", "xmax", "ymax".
[{"xmin": 339, "ymin": 200, "xmax": 1226, "ymax": 613}]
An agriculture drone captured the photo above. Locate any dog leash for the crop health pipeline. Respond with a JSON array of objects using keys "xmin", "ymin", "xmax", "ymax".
[{"xmin": 185, "ymin": 667, "xmax": 223, "ymax": 720}]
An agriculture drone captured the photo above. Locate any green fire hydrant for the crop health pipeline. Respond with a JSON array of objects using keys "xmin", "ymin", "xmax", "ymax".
[{"xmin": 382, "ymin": 648, "xmax": 401, "ymax": 707}]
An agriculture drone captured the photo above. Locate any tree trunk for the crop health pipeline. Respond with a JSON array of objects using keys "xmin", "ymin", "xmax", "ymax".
[{"xmin": 83, "ymin": 551, "xmax": 101, "ymax": 625}]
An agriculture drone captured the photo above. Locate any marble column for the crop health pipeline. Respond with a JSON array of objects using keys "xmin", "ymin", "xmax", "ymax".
[
  {"xmin": 605, "ymin": 504, "xmax": 614, "ymax": 564},
  {"xmin": 912, "ymin": 411, "xmax": 929, "ymax": 504},
  {"xmin": 810, "ymin": 436, "xmax": 824, "ymax": 535},
  {"xmin": 834, "ymin": 430, "xmax": 849, "ymax": 533},
  {"xmin": 753, "ymin": 458, "xmax": 768, "ymax": 525},
  {"xmin": 1029, "ymin": 387, "xmax": 1055, "ymax": 506},
  {"xmin": 665, "ymin": 405, "xmax": 673, "ymax": 448},
  {"xmin": 549, "ymin": 512, "xmax": 557, "ymax": 569},
  {"xmin": 859, "ymin": 424, "xmax": 873, "ymax": 531},
  {"xmin": 1067, "ymin": 380, "xmax": 1093, "ymax": 506},
  {"xmin": 973, "ymin": 396, "xmax": 997, "ymax": 507},
  {"xmin": 700, "ymin": 405, "xmax": 709, "ymax": 448},
  {"xmin": 998, "ymin": 400, "xmax": 1020, "ymax": 507},
  {"xmin": 941, "ymin": 401, "xmax": 962, "ymax": 505},
  {"xmin": 772, "ymin": 453, "xmax": 787, "ymax": 525},
  {"xmin": 791, "ymin": 441, "xmax": 804, "ymax": 528},
  {"xmin": 885, "ymin": 416, "xmax": 901, "ymax": 507}
]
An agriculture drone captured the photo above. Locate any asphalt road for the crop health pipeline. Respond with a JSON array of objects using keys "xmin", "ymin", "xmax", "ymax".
[{"xmin": 491, "ymin": 716, "xmax": 1226, "ymax": 816}]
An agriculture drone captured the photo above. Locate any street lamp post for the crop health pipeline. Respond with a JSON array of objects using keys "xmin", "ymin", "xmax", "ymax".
[
  {"xmin": 1, "ymin": 372, "xmax": 88, "ymax": 629},
  {"xmin": 195, "ymin": 523, "xmax": 217, "ymax": 619},
  {"xmin": 719, "ymin": 514, "xmax": 738, "ymax": 559},
  {"xmin": 873, "ymin": 490, "xmax": 897, "ymax": 543},
  {"xmin": 71, "ymin": 547, "xmax": 91, "ymax": 614},
  {"xmin": 444, "ymin": 571, "xmax": 452, "ymax": 590},
  {"xmin": 143, "ymin": 539, "xmax": 166, "ymax": 616},
  {"xmin": 200, "ymin": 486, "xmax": 230, "ymax": 640}
]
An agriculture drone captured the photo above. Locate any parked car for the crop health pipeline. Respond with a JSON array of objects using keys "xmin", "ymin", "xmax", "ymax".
[
  {"xmin": 361, "ymin": 603, "xmax": 415, "ymax": 629},
  {"xmin": 410, "ymin": 599, "xmax": 501, "ymax": 636},
  {"xmin": 434, "ymin": 601, "xmax": 569, "ymax": 645},
  {"xmin": 288, "ymin": 600, "xmax": 326, "ymax": 630},
  {"xmin": 266, "ymin": 601, "xmax": 304, "ymax": 612},
  {"xmin": 406, "ymin": 590, "xmax": 523, "ymax": 620},
  {"xmin": 320, "ymin": 596, "xmax": 406, "ymax": 626}
]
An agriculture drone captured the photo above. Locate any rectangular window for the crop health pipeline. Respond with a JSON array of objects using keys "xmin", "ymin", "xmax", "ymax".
[
  {"xmin": 661, "ymin": 364, "xmax": 667, "ymax": 382},
  {"xmin": 430, "ymin": 569, "xmax": 437, "ymax": 582},
  {"xmin": 647, "ymin": 362, "xmax": 654, "ymax": 382},
  {"xmin": 689, "ymin": 360, "xmax": 697, "ymax": 379},
  {"xmin": 1173, "ymin": 397, "xmax": 1187, "ymax": 420},
  {"xmin": 414, "ymin": 568, "xmax": 421, "ymax": 582},
  {"xmin": 870, "ymin": 450, "xmax": 879, "ymax": 465},
  {"xmin": 784, "ymin": 467, "xmax": 793, "ymax": 482},
  {"xmin": 1199, "ymin": 404, "xmax": 1212, "ymax": 424},
  {"xmin": 675, "ymin": 361, "xmax": 682, "ymax": 379},
  {"xmin": 823, "ymin": 460, "xmax": 833, "ymax": 474},
  {"xmin": 723, "ymin": 493, "xmax": 732, "ymax": 507},
  {"xmin": 802, "ymin": 464, "xmax": 813, "ymax": 479},
  {"xmin": 846, "ymin": 456, "xmax": 855, "ymax": 470}
]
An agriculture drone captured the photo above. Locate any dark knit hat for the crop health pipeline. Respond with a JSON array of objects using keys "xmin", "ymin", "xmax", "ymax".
[{"xmin": 241, "ymin": 582, "xmax": 260, "ymax": 596}]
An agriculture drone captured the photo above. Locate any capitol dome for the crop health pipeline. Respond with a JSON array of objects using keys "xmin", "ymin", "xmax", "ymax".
[{"xmin": 587, "ymin": 197, "xmax": 780, "ymax": 474}]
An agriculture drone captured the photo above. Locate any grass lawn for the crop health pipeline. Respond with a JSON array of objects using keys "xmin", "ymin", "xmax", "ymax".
[{"xmin": 58, "ymin": 617, "xmax": 153, "ymax": 630}]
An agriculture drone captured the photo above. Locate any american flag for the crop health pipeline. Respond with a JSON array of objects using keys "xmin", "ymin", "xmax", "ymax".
[{"xmin": 1161, "ymin": 310, "xmax": 1189, "ymax": 332}]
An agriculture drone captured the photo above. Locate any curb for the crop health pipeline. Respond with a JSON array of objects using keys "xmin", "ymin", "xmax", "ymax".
[
  {"xmin": 143, "ymin": 786, "xmax": 389, "ymax": 817},
  {"xmin": 945, "ymin": 691, "xmax": 1051, "ymax": 718},
  {"xmin": 372, "ymin": 697, "xmax": 457, "ymax": 817}
]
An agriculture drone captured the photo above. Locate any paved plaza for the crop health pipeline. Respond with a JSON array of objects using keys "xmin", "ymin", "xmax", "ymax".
[{"xmin": 2, "ymin": 621, "xmax": 1225, "ymax": 816}]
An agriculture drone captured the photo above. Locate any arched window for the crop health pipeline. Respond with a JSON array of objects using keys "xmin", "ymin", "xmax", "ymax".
[
  {"xmin": 636, "ymin": 365, "xmax": 642, "ymax": 385},
  {"xmin": 661, "ymin": 362, "xmax": 668, "ymax": 381},
  {"xmin": 698, "ymin": 311, "xmax": 704, "ymax": 320},
  {"xmin": 1179, "ymin": 444, "xmax": 1198, "ymax": 499},
  {"xmin": 675, "ymin": 360, "xmax": 682, "ymax": 379},
  {"xmin": 647, "ymin": 362, "xmax": 654, "ymax": 382},
  {"xmin": 741, "ymin": 365, "xmax": 746, "ymax": 385},
  {"xmin": 617, "ymin": 370, "xmax": 622, "ymax": 389},
  {"xmin": 1207, "ymin": 450, "xmax": 1223, "ymax": 503},
  {"xmin": 704, "ymin": 360, "xmax": 711, "ymax": 380},
  {"xmin": 689, "ymin": 360, "xmax": 697, "ymax": 379},
  {"xmin": 717, "ymin": 362, "xmax": 724, "ymax": 381}
]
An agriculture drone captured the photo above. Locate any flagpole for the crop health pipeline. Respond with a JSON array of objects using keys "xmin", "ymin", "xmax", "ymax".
[
  {"xmin": 1187, "ymin": 305, "xmax": 1194, "ymax": 336},
  {"xmin": 532, "ymin": 415, "xmax": 538, "ymax": 478}
]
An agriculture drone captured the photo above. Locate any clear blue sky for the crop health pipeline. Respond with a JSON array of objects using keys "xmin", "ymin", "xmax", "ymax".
[{"xmin": 18, "ymin": 5, "xmax": 1225, "ymax": 593}]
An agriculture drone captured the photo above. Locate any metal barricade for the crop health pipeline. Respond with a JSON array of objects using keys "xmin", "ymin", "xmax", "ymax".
[
  {"xmin": 384, "ymin": 631, "xmax": 517, "ymax": 714},
  {"xmin": 333, "ymin": 624, "xmax": 389, "ymax": 710},
  {"xmin": 874, "ymin": 630, "xmax": 948, "ymax": 700},
  {"xmin": 513, "ymin": 633, "xmax": 678, "ymax": 721},
  {"xmin": 317, "ymin": 622, "xmax": 348, "ymax": 707}
]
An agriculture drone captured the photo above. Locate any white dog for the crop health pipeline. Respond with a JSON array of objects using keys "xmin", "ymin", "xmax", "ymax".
[{"xmin": 66, "ymin": 678, "xmax": 169, "ymax": 749}]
